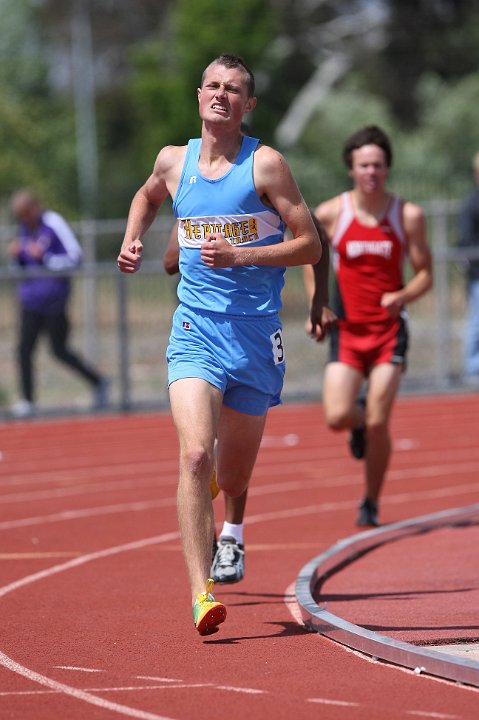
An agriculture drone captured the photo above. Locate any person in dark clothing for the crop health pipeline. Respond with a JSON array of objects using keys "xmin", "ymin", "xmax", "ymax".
[{"xmin": 8, "ymin": 189, "xmax": 110, "ymax": 417}]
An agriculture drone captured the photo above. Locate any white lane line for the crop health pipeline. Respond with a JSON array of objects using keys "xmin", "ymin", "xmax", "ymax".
[
  {"xmin": 0, "ymin": 653, "xmax": 174, "ymax": 720},
  {"xmin": 249, "ymin": 458, "xmax": 479, "ymax": 485},
  {"xmin": 0, "ymin": 689, "xmax": 58, "ymax": 696},
  {"xmin": 216, "ymin": 685, "xmax": 264, "ymax": 694},
  {"xmin": 0, "ymin": 690, "xmax": 59, "ymax": 697},
  {"xmin": 0, "ymin": 533, "xmax": 181, "ymax": 718},
  {"xmin": 0, "ymin": 513, "xmax": 337, "ymax": 603},
  {"xmin": 3, "ymin": 479, "xmax": 479, "ymax": 533},
  {"xmin": 0, "ymin": 552, "xmax": 79, "ymax": 559},
  {"xmin": 136, "ymin": 677, "xmax": 183, "ymax": 683},
  {"xmin": 308, "ymin": 698, "xmax": 360, "ymax": 707},
  {"xmin": 386, "ymin": 483, "xmax": 479, "ymax": 506},
  {"xmin": 260, "ymin": 433, "xmax": 299, "ymax": 447},
  {"xmin": 0, "ymin": 682, "xmax": 265, "ymax": 697},
  {"xmin": 283, "ymin": 582, "xmax": 304, "ymax": 626},
  {"xmin": 3, "ymin": 446, "xmax": 478, "ymax": 499},
  {"xmin": 54, "ymin": 666, "xmax": 104, "ymax": 673},
  {"xmin": 0, "ymin": 525, "xmax": 294, "ymax": 717},
  {"xmin": 0, "ymin": 532, "xmax": 179, "ymax": 599},
  {"xmin": 0, "ymin": 476, "xmax": 176, "ymax": 504},
  {"xmin": 244, "ymin": 482, "xmax": 479, "ymax": 530},
  {"xmin": 3, "ymin": 431, "xmax": 479, "ymax": 526},
  {"xmin": 112, "ymin": 683, "xmax": 263, "ymax": 695},
  {"xmin": 395, "ymin": 439, "xmax": 419, "ymax": 450},
  {"xmin": 405, "ymin": 712, "xmax": 460, "ymax": 719},
  {"xmin": 0, "ymin": 461, "xmax": 174, "ymax": 489},
  {"xmin": 0, "ymin": 498, "xmax": 175, "ymax": 530}
]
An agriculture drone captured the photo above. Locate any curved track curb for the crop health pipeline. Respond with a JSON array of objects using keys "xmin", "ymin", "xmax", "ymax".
[{"xmin": 295, "ymin": 503, "xmax": 479, "ymax": 687}]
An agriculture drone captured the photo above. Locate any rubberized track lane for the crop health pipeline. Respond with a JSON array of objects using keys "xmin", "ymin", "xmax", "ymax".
[
  {"xmin": 0, "ymin": 395, "xmax": 478, "ymax": 719},
  {"xmin": 320, "ymin": 522, "xmax": 479, "ymax": 645}
]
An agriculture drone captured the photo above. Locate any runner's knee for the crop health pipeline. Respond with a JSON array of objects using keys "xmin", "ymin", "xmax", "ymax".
[
  {"xmin": 325, "ymin": 408, "xmax": 354, "ymax": 431},
  {"xmin": 180, "ymin": 446, "xmax": 214, "ymax": 483}
]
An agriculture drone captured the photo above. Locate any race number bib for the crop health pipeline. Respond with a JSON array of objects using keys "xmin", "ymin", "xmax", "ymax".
[{"xmin": 270, "ymin": 328, "xmax": 285, "ymax": 365}]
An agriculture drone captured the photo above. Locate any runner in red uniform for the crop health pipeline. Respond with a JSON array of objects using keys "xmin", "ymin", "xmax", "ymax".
[{"xmin": 305, "ymin": 126, "xmax": 433, "ymax": 526}]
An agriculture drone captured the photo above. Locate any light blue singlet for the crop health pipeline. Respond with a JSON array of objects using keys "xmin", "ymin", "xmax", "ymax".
[
  {"xmin": 172, "ymin": 136, "xmax": 286, "ymax": 317},
  {"xmin": 167, "ymin": 135, "xmax": 287, "ymax": 415}
]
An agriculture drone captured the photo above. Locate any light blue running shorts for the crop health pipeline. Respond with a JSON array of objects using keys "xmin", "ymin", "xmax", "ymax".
[{"xmin": 166, "ymin": 305, "xmax": 286, "ymax": 416}]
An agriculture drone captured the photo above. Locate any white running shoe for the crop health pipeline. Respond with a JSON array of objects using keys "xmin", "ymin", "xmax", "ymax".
[
  {"xmin": 211, "ymin": 535, "xmax": 245, "ymax": 584},
  {"xmin": 11, "ymin": 400, "xmax": 36, "ymax": 418}
]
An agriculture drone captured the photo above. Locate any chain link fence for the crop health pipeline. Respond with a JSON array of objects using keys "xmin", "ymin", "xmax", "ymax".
[{"xmin": 0, "ymin": 201, "xmax": 476, "ymax": 419}]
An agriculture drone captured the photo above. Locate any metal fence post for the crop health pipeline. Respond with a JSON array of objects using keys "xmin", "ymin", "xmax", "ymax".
[
  {"xmin": 79, "ymin": 218, "xmax": 98, "ymax": 362},
  {"xmin": 116, "ymin": 271, "xmax": 131, "ymax": 411},
  {"xmin": 431, "ymin": 201, "xmax": 451, "ymax": 388}
]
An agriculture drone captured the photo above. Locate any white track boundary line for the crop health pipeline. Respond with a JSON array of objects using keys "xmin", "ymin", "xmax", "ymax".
[
  {"xmin": 0, "ymin": 534, "xmax": 182, "ymax": 719},
  {"xmin": 2, "ymin": 480, "xmax": 479, "ymax": 532},
  {"xmin": 0, "ymin": 533, "xmax": 178, "ymax": 599},
  {"xmin": 0, "ymin": 681, "xmax": 265, "ymax": 698},
  {"xmin": 0, "ymin": 498, "xmax": 176, "ymax": 530},
  {"xmin": 283, "ymin": 581, "xmax": 304, "ymax": 626},
  {"xmin": 2, "ymin": 448, "xmax": 479, "ymax": 499},
  {"xmin": 0, "ymin": 652, "xmax": 174, "ymax": 720}
]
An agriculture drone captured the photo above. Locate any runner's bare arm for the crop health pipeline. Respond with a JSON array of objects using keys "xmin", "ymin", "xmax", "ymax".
[
  {"xmin": 381, "ymin": 202, "xmax": 433, "ymax": 313},
  {"xmin": 118, "ymin": 146, "xmax": 183, "ymax": 274},
  {"xmin": 307, "ymin": 211, "xmax": 338, "ymax": 341}
]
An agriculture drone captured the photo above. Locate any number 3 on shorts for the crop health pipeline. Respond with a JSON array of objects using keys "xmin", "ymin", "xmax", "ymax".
[{"xmin": 270, "ymin": 329, "xmax": 285, "ymax": 365}]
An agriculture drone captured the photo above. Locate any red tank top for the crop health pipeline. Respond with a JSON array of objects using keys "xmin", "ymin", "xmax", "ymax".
[{"xmin": 332, "ymin": 192, "xmax": 406, "ymax": 324}]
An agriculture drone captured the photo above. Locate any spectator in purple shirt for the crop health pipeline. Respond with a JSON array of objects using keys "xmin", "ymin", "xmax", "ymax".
[{"xmin": 8, "ymin": 189, "xmax": 110, "ymax": 417}]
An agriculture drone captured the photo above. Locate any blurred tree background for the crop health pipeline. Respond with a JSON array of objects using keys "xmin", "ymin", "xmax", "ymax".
[{"xmin": 1, "ymin": 0, "xmax": 479, "ymax": 227}]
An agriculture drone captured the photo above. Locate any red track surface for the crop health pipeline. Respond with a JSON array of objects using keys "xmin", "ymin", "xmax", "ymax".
[
  {"xmin": 321, "ymin": 523, "xmax": 479, "ymax": 646},
  {"xmin": 1, "ymin": 394, "xmax": 478, "ymax": 719}
]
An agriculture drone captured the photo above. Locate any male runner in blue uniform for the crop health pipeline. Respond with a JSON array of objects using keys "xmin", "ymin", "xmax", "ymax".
[
  {"xmin": 118, "ymin": 54, "xmax": 322, "ymax": 635},
  {"xmin": 164, "ymin": 209, "xmax": 333, "ymax": 587}
]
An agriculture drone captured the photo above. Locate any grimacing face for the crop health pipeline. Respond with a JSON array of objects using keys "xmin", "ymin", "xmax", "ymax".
[{"xmin": 197, "ymin": 62, "xmax": 256, "ymax": 126}]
